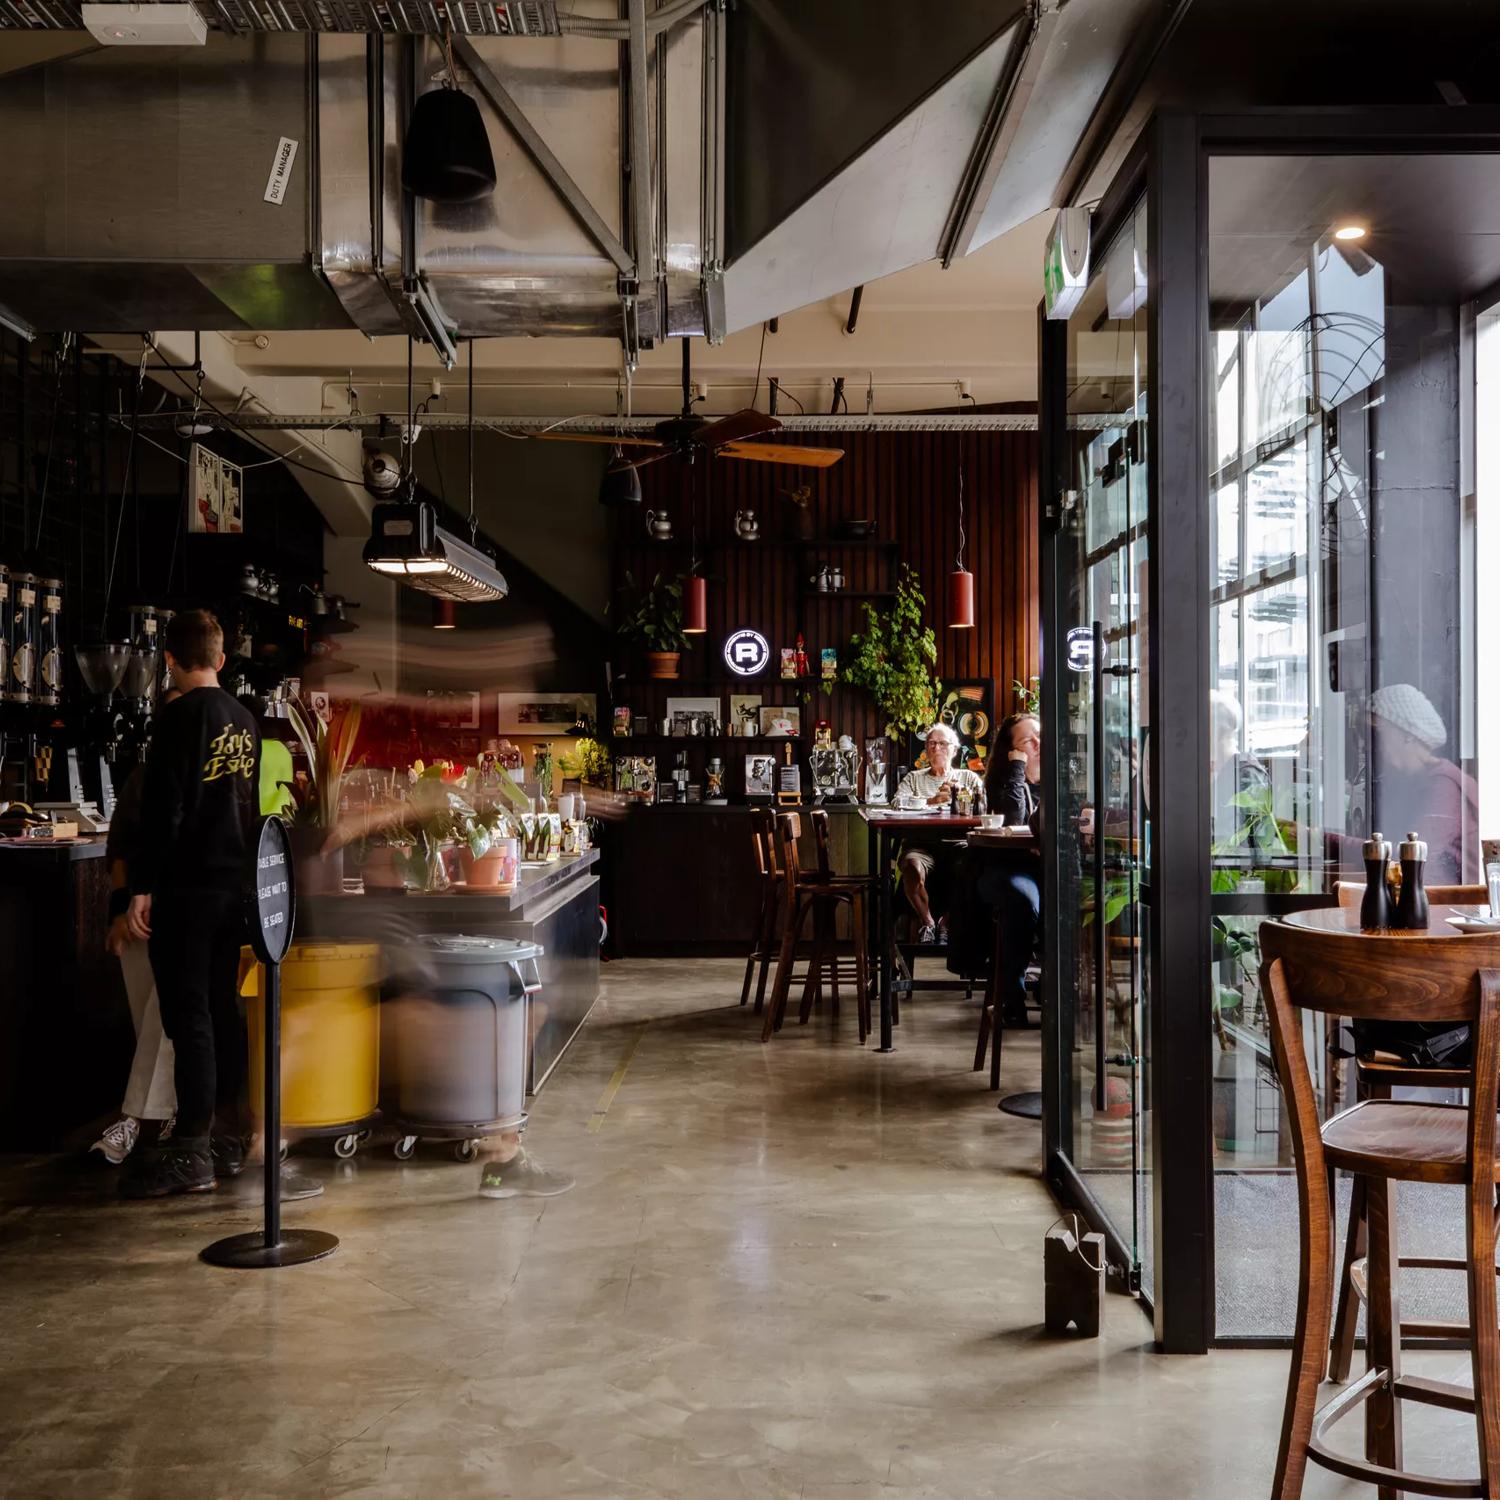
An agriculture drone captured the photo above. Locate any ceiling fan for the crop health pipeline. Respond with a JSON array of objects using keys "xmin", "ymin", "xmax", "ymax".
[{"xmin": 534, "ymin": 339, "xmax": 844, "ymax": 473}]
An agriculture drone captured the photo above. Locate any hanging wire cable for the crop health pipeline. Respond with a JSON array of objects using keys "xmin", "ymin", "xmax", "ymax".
[
  {"xmin": 31, "ymin": 333, "xmax": 72, "ymax": 552},
  {"xmin": 102, "ymin": 347, "xmax": 148, "ymax": 628},
  {"xmin": 467, "ymin": 337, "xmax": 478, "ymax": 543},
  {"xmin": 955, "ymin": 437, "xmax": 967, "ymax": 573},
  {"xmin": 752, "ymin": 321, "xmax": 768, "ymax": 410}
]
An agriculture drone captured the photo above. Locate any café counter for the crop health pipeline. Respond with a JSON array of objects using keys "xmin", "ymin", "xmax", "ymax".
[
  {"xmin": 298, "ymin": 848, "xmax": 601, "ymax": 1092},
  {"xmin": 0, "ymin": 837, "xmax": 126, "ymax": 1149}
]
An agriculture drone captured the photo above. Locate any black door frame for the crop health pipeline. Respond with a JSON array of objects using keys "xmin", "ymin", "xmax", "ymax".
[{"xmin": 1042, "ymin": 105, "xmax": 1500, "ymax": 1356}]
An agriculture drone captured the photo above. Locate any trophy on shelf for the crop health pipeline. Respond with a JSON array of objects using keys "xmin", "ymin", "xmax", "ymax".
[{"xmin": 863, "ymin": 737, "xmax": 890, "ymax": 805}]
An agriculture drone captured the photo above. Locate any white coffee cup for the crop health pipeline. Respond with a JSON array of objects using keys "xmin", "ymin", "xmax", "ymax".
[{"xmin": 980, "ymin": 813, "xmax": 1005, "ymax": 831}]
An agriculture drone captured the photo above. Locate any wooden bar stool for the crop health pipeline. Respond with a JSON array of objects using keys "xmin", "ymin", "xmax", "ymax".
[
  {"xmin": 762, "ymin": 811, "xmax": 871, "ymax": 1044},
  {"xmin": 1261, "ymin": 911, "xmax": 1500, "ymax": 1500},
  {"xmin": 1326, "ymin": 882, "xmax": 1487, "ymax": 1383},
  {"xmin": 738, "ymin": 809, "xmax": 782, "ymax": 1015}
]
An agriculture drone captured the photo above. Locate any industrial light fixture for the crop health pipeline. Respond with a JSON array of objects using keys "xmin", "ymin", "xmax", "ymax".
[
  {"xmin": 1333, "ymin": 223, "xmax": 1368, "ymax": 242},
  {"xmin": 364, "ymin": 500, "xmax": 508, "ymax": 602},
  {"xmin": 364, "ymin": 339, "xmax": 508, "ymax": 603},
  {"xmin": 948, "ymin": 434, "xmax": 975, "ymax": 630},
  {"xmin": 599, "ymin": 453, "xmax": 643, "ymax": 506},
  {"xmin": 402, "ymin": 27, "xmax": 496, "ymax": 203}
]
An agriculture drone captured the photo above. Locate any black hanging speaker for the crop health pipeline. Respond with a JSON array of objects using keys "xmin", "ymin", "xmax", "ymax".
[
  {"xmin": 599, "ymin": 456, "xmax": 643, "ymax": 507},
  {"xmin": 402, "ymin": 86, "xmax": 496, "ymax": 203}
]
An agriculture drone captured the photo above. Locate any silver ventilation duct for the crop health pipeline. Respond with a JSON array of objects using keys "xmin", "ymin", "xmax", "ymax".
[{"xmin": 0, "ymin": 2, "xmax": 1176, "ymax": 349}]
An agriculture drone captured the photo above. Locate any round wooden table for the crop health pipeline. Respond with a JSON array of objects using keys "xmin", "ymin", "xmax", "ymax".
[{"xmin": 1281, "ymin": 903, "xmax": 1495, "ymax": 940}]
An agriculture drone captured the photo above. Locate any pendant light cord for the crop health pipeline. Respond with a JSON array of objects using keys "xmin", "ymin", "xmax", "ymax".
[
  {"xmin": 955, "ymin": 437, "xmax": 967, "ymax": 573},
  {"xmin": 405, "ymin": 336, "xmax": 416, "ymax": 501},
  {"xmin": 467, "ymin": 338, "xmax": 478, "ymax": 544}
]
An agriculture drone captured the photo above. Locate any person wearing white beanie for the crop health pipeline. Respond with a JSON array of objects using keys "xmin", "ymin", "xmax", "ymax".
[{"xmin": 1369, "ymin": 683, "xmax": 1478, "ymax": 883}]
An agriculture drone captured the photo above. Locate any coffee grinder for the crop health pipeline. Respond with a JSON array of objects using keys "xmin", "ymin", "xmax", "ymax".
[{"xmin": 66, "ymin": 641, "xmax": 132, "ymax": 819}]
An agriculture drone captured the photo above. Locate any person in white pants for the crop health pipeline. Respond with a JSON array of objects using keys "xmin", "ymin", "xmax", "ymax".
[{"xmin": 91, "ymin": 692, "xmax": 180, "ymax": 1164}]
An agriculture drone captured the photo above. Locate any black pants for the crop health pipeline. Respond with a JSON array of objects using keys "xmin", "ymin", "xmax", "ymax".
[{"xmin": 148, "ymin": 887, "xmax": 247, "ymax": 1140}]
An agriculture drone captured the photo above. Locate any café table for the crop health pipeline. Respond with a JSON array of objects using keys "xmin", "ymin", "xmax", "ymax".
[{"xmin": 860, "ymin": 809, "xmax": 982, "ymax": 1051}]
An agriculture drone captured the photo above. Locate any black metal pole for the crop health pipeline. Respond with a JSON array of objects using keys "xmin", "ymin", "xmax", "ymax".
[
  {"xmin": 877, "ymin": 824, "xmax": 894, "ymax": 1052},
  {"xmin": 264, "ymin": 957, "xmax": 281, "ymax": 1249},
  {"xmin": 1092, "ymin": 618, "xmax": 1107, "ymax": 1112}
]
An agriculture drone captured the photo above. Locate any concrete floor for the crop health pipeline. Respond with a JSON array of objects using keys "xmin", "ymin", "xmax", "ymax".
[{"xmin": 0, "ymin": 959, "xmax": 1482, "ymax": 1498}]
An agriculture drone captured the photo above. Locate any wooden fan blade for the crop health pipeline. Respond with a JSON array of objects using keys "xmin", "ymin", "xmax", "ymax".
[
  {"xmin": 532, "ymin": 432, "xmax": 664, "ymax": 448},
  {"xmin": 694, "ymin": 408, "xmax": 781, "ymax": 448},
  {"xmin": 718, "ymin": 442, "xmax": 844, "ymax": 468},
  {"xmin": 611, "ymin": 449, "xmax": 677, "ymax": 472}
]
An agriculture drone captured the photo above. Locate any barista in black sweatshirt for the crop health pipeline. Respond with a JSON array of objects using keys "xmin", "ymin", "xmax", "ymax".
[{"xmin": 123, "ymin": 609, "xmax": 260, "ymax": 1198}]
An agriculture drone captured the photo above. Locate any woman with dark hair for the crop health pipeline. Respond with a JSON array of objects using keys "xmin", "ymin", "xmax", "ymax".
[{"xmin": 982, "ymin": 713, "xmax": 1042, "ymax": 1029}]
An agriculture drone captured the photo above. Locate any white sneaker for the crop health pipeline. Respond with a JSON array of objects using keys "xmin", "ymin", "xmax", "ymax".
[
  {"xmin": 917, "ymin": 923, "xmax": 938, "ymax": 945},
  {"xmin": 90, "ymin": 1117, "xmax": 140, "ymax": 1166}
]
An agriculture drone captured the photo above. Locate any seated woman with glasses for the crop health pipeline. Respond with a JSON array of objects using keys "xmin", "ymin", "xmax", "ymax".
[{"xmin": 893, "ymin": 722, "xmax": 985, "ymax": 944}]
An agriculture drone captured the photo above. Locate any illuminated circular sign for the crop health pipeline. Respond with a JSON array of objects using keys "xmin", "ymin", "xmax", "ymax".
[
  {"xmin": 1065, "ymin": 626, "xmax": 1094, "ymax": 674},
  {"xmin": 723, "ymin": 628, "xmax": 771, "ymax": 678}
]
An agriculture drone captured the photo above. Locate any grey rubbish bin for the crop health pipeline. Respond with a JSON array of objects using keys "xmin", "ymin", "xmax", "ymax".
[{"xmin": 389, "ymin": 935, "xmax": 543, "ymax": 1162}]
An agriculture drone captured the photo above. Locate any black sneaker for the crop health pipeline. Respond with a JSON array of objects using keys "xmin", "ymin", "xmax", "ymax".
[
  {"xmin": 210, "ymin": 1134, "xmax": 247, "ymax": 1179},
  {"xmin": 121, "ymin": 1140, "xmax": 215, "ymax": 1199}
]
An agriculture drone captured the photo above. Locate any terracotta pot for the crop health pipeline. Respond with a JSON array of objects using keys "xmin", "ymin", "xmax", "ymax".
[
  {"xmin": 460, "ymin": 837, "xmax": 520, "ymax": 892},
  {"xmin": 290, "ymin": 824, "xmax": 345, "ymax": 895},
  {"xmin": 646, "ymin": 651, "xmax": 681, "ymax": 680},
  {"xmin": 360, "ymin": 843, "xmax": 406, "ymax": 891}
]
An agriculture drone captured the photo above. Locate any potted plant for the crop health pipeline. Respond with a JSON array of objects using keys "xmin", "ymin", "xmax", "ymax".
[
  {"xmin": 840, "ymin": 566, "xmax": 941, "ymax": 737},
  {"xmin": 615, "ymin": 571, "xmax": 690, "ymax": 679},
  {"xmin": 283, "ymin": 697, "xmax": 362, "ymax": 895},
  {"xmin": 460, "ymin": 803, "xmax": 520, "ymax": 890},
  {"xmin": 559, "ymin": 735, "xmax": 612, "ymax": 789}
]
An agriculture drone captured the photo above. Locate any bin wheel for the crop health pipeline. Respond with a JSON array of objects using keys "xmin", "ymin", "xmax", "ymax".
[
  {"xmin": 454, "ymin": 1139, "xmax": 479, "ymax": 1163},
  {"xmin": 334, "ymin": 1134, "xmax": 359, "ymax": 1160},
  {"xmin": 394, "ymin": 1135, "xmax": 418, "ymax": 1161}
]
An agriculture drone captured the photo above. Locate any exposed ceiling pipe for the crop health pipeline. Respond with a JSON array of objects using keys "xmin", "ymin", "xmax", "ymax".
[{"xmin": 844, "ymin": 287, "xmax": 864, "ymax": 337}]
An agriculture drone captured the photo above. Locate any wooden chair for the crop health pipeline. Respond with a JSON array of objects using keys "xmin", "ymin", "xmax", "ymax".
[
  {"xmin": 1327, "ymin": 881, "xmax": 1487, "ymax": 1382},
  {"xmin": 1260, "ymin": 914, "xmax": 1500, "ymax": 1499},
  {"xmin": 973, "ymin": 916, "xmax": 1008, "ymax": 1088},
  {"xmin": 762, "ymin": 811, "xmax": 870, "ymax": 1044},
  {"xmin": 738, "ymin": 809, "xmax": 781, "ymax": 1014}
]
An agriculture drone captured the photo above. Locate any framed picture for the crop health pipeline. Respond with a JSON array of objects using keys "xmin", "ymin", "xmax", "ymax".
[
  {"xmin": 911, "ymin": 679, "xmax": 992, "ymax": 773},
  {"xmin": 427, "ymin": 689, "xmax": 481, "ymax": 730},
  {"xmin": 759, "ymin": 704, "xmax": 801, "ymax": 739},
  {"xmin": 745, "ymin": 753, "xmax": 776, "ymax": 799},
  {"xmin": 665, "ymin": 696, "xmax": 721, "ymax": 736},
  {"xmin": 614, "ymin": 755, "xmax": 656, "ymax": 800},
  {"xmin": 729, "ymin": 693, "xmax": 762, "ymax": 736},
  {"xmin": 497, "ymin": 692, "xmax": 597, "ymax": 735}
]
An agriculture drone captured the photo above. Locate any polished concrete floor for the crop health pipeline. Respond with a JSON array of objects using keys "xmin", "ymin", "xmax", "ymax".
[{"xmin": 0, "ymin": 960, "xmax": 1481, "ymax": 1497}]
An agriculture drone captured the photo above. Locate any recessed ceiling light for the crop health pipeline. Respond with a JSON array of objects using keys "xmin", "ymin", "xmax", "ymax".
[{"xmin": 1333, "ymin": 224, "xmax": 1367, "ymax": 242}]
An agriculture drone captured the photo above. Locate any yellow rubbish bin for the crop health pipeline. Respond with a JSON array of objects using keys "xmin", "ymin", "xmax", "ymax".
[{"xmin": 243, "ymin": 942, "xmax": 383, "ymax": 1156}]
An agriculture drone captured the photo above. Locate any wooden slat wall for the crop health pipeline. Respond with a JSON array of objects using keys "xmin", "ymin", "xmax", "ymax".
[{"xmin": 615, "ymin": 429, "xmax": 1039, "ymax": 780}]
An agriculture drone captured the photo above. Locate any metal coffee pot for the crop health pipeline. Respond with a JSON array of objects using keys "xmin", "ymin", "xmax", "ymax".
[
  {"xmin": 645, "ymin": 509, "xmax": 674, "ymax": 541},
  {"xmin": 734, "ymin": 509, "xmax": 760, "ymax": 541}
]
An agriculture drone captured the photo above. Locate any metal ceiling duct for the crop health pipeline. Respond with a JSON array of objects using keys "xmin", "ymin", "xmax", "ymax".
[{"xmin": 0, "ymin": 1, "xmax": 1180, "ymax": 349}]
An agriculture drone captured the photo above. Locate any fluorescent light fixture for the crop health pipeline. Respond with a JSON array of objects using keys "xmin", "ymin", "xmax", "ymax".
[
  {"xmin": 1333, "ymin": 223, "xmax": 1368, "ymax": 242},
  {"xmin": 82, "ymin": 2, "xmax": 207, "ymax": 44},
  {"xmin": 363, "ymin": 501, "xmax": 508, "ymax": 603}
]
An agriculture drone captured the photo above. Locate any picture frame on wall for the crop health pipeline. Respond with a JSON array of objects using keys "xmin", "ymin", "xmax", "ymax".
[
  {"xmin": 496, "ymin": 692, "xmax": 597, "ymax": 735},
  {"xmin": 759, "ymin": 705, "xmax": 801, "ymax": 739},
  {"xmin": 912, "ymin": 680, "xmax": 993, "ymax": 773},
  {"xmin": 665, "ymin": 696, "xmax": 721, "ymax": 735},
  {"xmin": 729, "ymin": 694, "xmax": 762, "ymax": 736},
  {"xmin": 427, "ymin": 689, "xmax": 481, "ymax": 730}
]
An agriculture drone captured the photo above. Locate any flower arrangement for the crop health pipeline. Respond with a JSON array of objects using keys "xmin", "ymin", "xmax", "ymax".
[{"xmin": 283, "ymin": 697, "xmax": 363, "ymax": 827}]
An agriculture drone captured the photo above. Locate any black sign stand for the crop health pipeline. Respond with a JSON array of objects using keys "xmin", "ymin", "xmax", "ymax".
[{"xmin": 202, "ymin": 817, "xmax": 338, "ymax": 1269}]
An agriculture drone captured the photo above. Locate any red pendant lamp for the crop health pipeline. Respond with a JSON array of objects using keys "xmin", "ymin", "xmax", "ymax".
[{"xmin": 949, "ymin": 436, "xmax": 975, "ymax": 629}]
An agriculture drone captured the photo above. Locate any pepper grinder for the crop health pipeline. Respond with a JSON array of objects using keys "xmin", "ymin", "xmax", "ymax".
[
  {"xmin": 1359, "ymin": 832, "xmax": 1395, "ymax": 929},
  {"xmin": 1395, "ymin": 830, "xmax": 1430, "ymax": 929}
]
